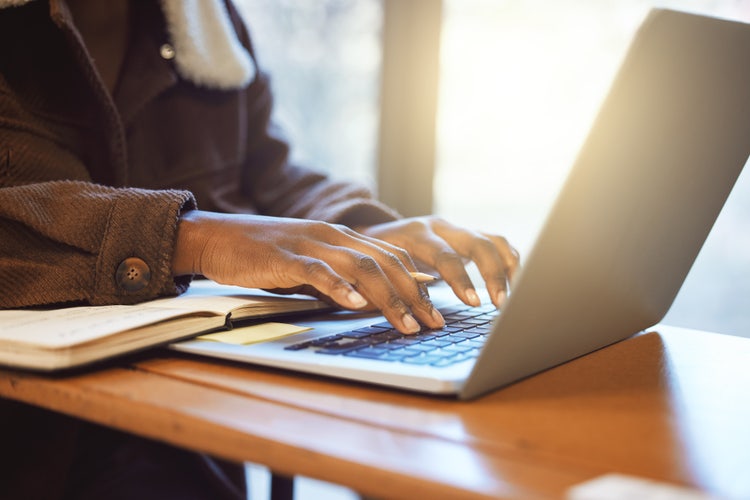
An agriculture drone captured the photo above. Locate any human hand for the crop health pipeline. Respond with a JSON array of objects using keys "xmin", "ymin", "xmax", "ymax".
[
  {"xmin": 357, "ymin": 216, "xmax": 520, "ymax": 308},
  {"xmin": 172, "ymin": 210, "xmax": 445, "ymax": 334}
]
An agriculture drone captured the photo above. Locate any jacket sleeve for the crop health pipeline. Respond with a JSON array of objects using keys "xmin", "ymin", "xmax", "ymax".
[{"xmin": 0, "ymin": 180, "xmax": 195, "ymax": 308}]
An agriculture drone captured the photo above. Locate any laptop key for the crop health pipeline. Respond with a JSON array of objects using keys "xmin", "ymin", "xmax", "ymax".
[
  {"xmin": 368, "ymin": 331, "xmax": 402, "ymax": 344},
  {"xmin": 464, "ymin": 326, "xmax": 492, "ymax": 335},
  {"xmin": 315, "ymin": 339, "xmax": 369, "ymax": 354},
  {"xmin": 389, "ymin": 347, "xmax": 424, "ymax": 357},
  {"xmin": 443, "ymin": 313, "xmax": 474, "ymax": 322},
  {"xmin": 284, "ymin": 341, "xmax": 313, "ymax": 351},
  {"xmin": 449, "ymin": 321, "xmax": 482, "ymax": 330},
  {"xmin": 405, "ymin": 344, "xmax": 438, "ymax": 353},
  {"xmin": 441, "ymin": 345, "xmax": 472, "ymax": 355},
  {"xmin": 450, "ymin": 331, "xmax": 481, "ymax": 340},
  {"xmin": 461, "ymin": 318, "xmax": 490, "ymax": 326},
  {"xmin": 344, "ymin": 347, "xmax": 390, "ymax": 359},
  {"xmin": 428, "ymin": 330, "xmax": 454, "ymax": 338},
  {"xmin": 439, "ymin": 325, "xmax": 464, "ymax": 333},
  {"xmin": 390, "ymin": 337, "xmax": 422, "ymax": 346},
  {"xmin": 476, "ymin": 313, "xmax": 497, "ymax": 322},
  {"xmin": 412, "ymin": 333, "xmax": 437, "ymax": 341},
  {"xmin": 310, "ymin": 334, "xmax": 343, "ymax": 346},
  {"xmin": 421, "ymin": 339, "xmax": 452, "ymax": 349},
  {"xmin": 365, "ymin": 346, "xmax": 391, "ymax": 354},
  {"xmin": 340, "ymin": 330, "xmax": 379, "ymax": 339},
  {"xmin": 402, "ymin": 354, "xmax": 445, "ymax": 365},
  {"xmin": 376, "ymin": 342, "xmax": 405, "ymax": 351},
  {"xmin": 464, "ymin": 339, "xmax": 485, "ymax": 349},
  {"xmin": 355, "ymin": 326, "xmax": 391, "ymax": 334}
]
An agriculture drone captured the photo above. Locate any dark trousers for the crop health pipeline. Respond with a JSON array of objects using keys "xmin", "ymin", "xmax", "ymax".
[{"xmin": 0, "ymin": 399, "xmax": 247, "ymax": 500}]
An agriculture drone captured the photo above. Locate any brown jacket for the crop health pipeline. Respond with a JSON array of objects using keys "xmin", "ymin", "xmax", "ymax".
[{"xmin": 0, "ymin": 0, "xmax": 399, "ymax": 309}]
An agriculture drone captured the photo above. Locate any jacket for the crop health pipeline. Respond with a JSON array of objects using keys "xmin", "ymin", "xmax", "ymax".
[{"xmin": 0, "ymin": 0, "xmax": 399, "ymax": 309}]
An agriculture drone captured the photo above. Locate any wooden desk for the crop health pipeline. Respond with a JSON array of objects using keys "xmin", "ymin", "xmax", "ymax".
[{"xmin": 1, "ymin": 324, "xmax": 749, "ymax": 499}]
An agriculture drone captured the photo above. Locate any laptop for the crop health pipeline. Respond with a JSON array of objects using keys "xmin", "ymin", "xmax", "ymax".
[{"xmin": 172, "ymin": 9, "xmax": 750, "ymax": 400}]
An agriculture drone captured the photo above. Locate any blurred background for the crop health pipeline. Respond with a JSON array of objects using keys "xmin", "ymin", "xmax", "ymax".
[{"xmin": 234, "ymin": 0, "xmax": 750, "ymax": 340}]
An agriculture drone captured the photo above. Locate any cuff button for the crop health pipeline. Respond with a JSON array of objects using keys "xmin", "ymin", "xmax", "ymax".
[{"xmin": 116, "ymin": 257, "xmax": 151, "ymax": 292}]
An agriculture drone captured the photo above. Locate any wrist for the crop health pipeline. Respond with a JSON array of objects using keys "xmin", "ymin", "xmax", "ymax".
[{"xmin": 172, "ymin": 209, "xmax": 207, "ymax": 277}]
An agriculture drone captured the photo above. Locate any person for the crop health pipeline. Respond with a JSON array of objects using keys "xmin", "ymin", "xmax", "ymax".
[{"xmin": 0, "ymin": 0, "xmax": 519, "ymax": 498}]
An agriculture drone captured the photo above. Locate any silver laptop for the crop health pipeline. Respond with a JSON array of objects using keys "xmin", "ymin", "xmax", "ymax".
[{"xmin": 173, "ymin": 9, "xmax": 750, "ymax": 400}]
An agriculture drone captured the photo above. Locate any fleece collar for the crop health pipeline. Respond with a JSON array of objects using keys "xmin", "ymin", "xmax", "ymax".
[{"xmin": 0, "ymin": 0, "xmax": 255, "ymax": 90}]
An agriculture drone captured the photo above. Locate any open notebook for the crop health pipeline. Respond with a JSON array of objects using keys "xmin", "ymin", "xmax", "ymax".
[
  {"xmin": 173, "ymin": 9, "xmax": 750, "ymax": 400},
  {"xmin": 0, "ymin": 280, "xmax": 328, "ymax": 371}
]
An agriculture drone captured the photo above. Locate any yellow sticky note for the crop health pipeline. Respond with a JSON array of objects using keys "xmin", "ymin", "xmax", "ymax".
[{"xmin": 197, "ymin": 322, "xmax": 312, "ymax": 345}]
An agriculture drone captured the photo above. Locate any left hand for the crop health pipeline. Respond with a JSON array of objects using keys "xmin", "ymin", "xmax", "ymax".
[{"xmin": 358, "ymin": 216, "xmax": 520, "ymax": 309}]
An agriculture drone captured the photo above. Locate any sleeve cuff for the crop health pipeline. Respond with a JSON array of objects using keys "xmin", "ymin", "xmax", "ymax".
[{"xmin": 92, "ymin": 188, "xmax": 196, "ymax": 305}]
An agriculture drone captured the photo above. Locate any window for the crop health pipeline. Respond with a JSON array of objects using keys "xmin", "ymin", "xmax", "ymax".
[{"xmin": 234, "ymin": 0, "xmax": 382, "ymax": 187}]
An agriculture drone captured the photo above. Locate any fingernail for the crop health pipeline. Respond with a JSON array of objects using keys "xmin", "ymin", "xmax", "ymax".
[
  {"xmin": 347, "ymin": 290, "xmax": 368, "ymax": 309},
  {"xmin": 402, "ymin": 314, "xmax": 420, "ymax": 334},
  {"xmin": 430, "ymin": 307, "xmax": 445, "ymax": 327},
  {"xmin": 466, "ymin": 289, "xmax": 481, "ymax": 306},
  {"xmin": 495, "ymin": 290, "xmax": 507, "ymax": 308}
]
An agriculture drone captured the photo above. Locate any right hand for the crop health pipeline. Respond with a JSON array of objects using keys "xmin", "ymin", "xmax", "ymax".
[{"xmin": 172, "ymin": 210, "xmax": 445, "ymax": 334}]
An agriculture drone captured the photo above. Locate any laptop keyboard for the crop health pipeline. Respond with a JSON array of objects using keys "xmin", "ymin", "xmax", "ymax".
[{"xmin": 284, "ymin": 303, "xmax": 498, "ymax": 368}]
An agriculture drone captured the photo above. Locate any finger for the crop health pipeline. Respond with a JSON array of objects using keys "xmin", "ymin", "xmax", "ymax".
[
  {"xmin": 327, "ymin": 228, "xmax": 445, "ymax": 329},
  {"xmin": 431, "ymin": 224, "xmax": 512, "ymax": 308},
  {"xmin": 404, "ymin": 230, "xmax": 481, "ymax": 307},
  {"xmin": 285, "ymin": 256, "xmax": 370, "ymax": 311},
  {"xmin": 483, "ymin": 233, "xmax": 521, "ymax": 283},
  {"xmin": 332, "ymin": 247, "xmax": 444, "ymax": 333},
  {"xmin": 262, "ymin": 284, "xmax": 348, "ymax": 309},
  {"xmin": 457, "ymin": 234, "xmax": 509, "ymax": 308}
]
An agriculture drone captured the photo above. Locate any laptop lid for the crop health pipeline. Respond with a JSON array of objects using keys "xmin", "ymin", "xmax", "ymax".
[{"xmin": 460, "ymin": 8, "xmax": 750, "ymax": 399}]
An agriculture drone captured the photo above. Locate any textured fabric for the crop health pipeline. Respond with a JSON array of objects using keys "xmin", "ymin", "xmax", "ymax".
[
  {"xmin": 0, "ymin": 181, "xmax": 195, "ymax": 307},
  {"xmin": 0, "ymin": 0, "xmax": 400, "ymax": 309}
]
